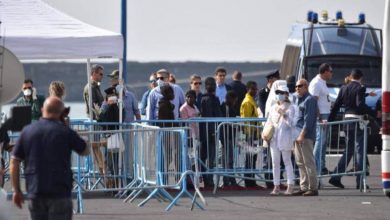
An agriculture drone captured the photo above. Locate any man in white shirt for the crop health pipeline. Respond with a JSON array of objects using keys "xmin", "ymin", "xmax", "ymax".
[{"xmin": 308, "ymin": 63, "xmax": 333, "ymax": 176}]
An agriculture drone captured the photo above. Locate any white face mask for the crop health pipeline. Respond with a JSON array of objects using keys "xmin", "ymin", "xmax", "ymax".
[
  {"xmin": 156, "ymin": 79, "xmax": 165, "ymax": 87},
  {"xmin": 276, "ymin": 94, "xmax": 286, "ymax": 102},
  {"xmin": 23, "ymin": 89, "xmax": 32, "ymax": 96},
  {"xmin": 108, "ymin": 96, "xmax": 118, "ymax": 103},
  {"xmin": 115, "ymin": 84, "xmax": 124, "ymax": 93}
]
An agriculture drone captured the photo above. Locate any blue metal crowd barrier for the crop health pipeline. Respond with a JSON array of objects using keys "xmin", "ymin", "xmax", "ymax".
[{"xmin": 0, "ymin": 117, "xmax": 370, "ymax": 213}]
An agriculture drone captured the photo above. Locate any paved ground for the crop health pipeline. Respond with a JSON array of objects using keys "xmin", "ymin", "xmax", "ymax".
[{"xmin": 1, "ymin": 155, "xmax": 390, "ymax": 220}]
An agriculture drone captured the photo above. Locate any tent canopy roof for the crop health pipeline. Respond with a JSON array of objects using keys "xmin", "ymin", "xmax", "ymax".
[{"xmin": 0, "ymin": 0, "xmax": 123, "ymax": 60}]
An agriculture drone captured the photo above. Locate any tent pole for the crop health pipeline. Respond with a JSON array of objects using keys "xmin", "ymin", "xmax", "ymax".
[
  {"xmin": 119, "ymin": 59, "xmax": 123, "ymax": 123},
  {"xmin": 121, "ymin": 0, "xmax": 127, "ymax": 83},
  {"xmin": 87, "ymin": 59, "xmax": 93, "ymax": 122},
  {"xmin": 118, "ymin": 59, "xmax": 124, "ymax": 187}
]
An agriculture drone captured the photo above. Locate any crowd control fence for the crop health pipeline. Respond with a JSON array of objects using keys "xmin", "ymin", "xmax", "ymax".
[{"xmin": 0, "ymin": 118, "xmax": 370, "ymax": 213}]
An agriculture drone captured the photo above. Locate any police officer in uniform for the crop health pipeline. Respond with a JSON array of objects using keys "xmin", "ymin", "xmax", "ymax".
[
  {"xmin": 328, "ymin": 69, "xmax": 373, "ymax": 189},
  {"xmin": 257, "ymin": 70, "xmax": 280, "ymax": 117}
]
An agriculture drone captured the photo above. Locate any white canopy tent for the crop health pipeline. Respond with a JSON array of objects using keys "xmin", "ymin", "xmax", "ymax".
[
  {"xmin": 0, "ymin": 0, "xmax": 124, "ymax": 121},
  {"xmin": 0, "ymin": 1, "xmax": 127, "ymax": 210},
  {"xmin": 0, "ymin": 0, "xmax": 123, "ymax": 60}
]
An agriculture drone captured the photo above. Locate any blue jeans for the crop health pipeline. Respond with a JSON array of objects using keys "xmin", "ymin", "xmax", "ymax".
[
  {"xmin": 332, "ymin": 119, "xmax": 364, "ymax": 184},
  {"xmin": 313, "ymin": 114, "xmax": 329, "ymax": 174}
]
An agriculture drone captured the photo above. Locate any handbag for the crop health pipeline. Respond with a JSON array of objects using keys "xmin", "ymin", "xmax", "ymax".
[
  {"xmin": 262, "ymin": 113, "xmax": 282, "ymax": 143},
  {"xmin": 107, "ymin": 133, "xmax": 125, "ymax": 151}
]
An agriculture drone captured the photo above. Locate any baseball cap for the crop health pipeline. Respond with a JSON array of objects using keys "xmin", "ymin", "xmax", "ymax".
[{"xmin": 107, "ymin": 70, "xmax": 119, "ymax": 79}]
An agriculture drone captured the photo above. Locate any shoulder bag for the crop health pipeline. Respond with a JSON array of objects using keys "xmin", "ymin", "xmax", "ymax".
[{"xmin": 262, "ymin": 113, "xmax": 283, "ymax": 143}]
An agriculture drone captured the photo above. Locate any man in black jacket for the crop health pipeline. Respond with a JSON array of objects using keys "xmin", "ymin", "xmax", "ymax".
[
  {"xmin": 257, "ymin": 70, "xmax": 280, "ymax": 117},
  {"xmin": 200, "ymin": 77, "xmax": 222, "ymax": 188},
  {"xmin": 229, "ymin": 70, "xmax": 247, "ymax": 114},
  {"xmin": 214, "ymin": 67, "xmax": 232, "ymax": 107},
  {"xmin": 328, "ymin": 69, "xmax": 372, "ymax": 189},
  {"xmin": 220, "ymin": 91, "xmax": 240, "ymax": 188},
  {"xmin": 257, "ymin": 70, "xmax": 280, "ymax": 188}
]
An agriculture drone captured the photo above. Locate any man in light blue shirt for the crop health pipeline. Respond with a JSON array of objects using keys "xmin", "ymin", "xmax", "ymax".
[
  {"xmin": 140, "ymin": 73, "xmax": 157, "ymax": 116},
  {"xmin": 214, "ymin": 67, "xmax": 232, "ymax": 105},
  {"xmin": 293, "ymin": 79, "xmax": 318, "ymax": 196},
  {"xmin": 146, "ymin": 69, "xmax": 185, "ymax": 120},
  {"xmin": 123, "ymin": 89, "xmax": 141, "ymax": 122}
]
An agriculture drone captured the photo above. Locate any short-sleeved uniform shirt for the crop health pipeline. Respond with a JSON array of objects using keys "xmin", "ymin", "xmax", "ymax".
[{"xmin": 12, "ymin": 118, "xmax": 87, "ymax": 199}]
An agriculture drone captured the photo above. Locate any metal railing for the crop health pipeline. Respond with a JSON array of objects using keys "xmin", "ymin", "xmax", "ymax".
[{"xmin": 0, "ymin": 117, "xmax": 370, "ymax": 213}]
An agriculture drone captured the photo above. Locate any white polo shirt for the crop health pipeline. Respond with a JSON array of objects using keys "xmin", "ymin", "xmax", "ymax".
[{"xmin": 309, "ymin": 74, "xmax": 331, "ymax": 114}]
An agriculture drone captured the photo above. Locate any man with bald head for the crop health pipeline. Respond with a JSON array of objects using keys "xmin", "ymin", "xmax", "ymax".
[
  {"xmin": 292, "ymin": 79, "xmax": 318, "ymax": 196},
  {"xmin": 10, "ymin": 96, "xmax": 89, "ymax": 220}
]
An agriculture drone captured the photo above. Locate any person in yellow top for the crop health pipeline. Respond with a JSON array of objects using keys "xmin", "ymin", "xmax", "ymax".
[{"xmin": 240, "ymin": 81, "xmax": 261, "ymax": 188}]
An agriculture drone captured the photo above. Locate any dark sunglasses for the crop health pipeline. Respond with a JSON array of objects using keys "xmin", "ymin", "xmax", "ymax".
[
  {"xmin": 23, "ymin": 87, "xmax": 32, "ymax": 90},
  {"xmin": 193, "ymin": 82, "xmax": 202, "ymax": 85},
  {"xmin": 157, "ymin": 76, "xmax": 165, "ymax": 80},
  {"xmin": 295, "ymin": 84, "xmax": 305, "ymax": 88},
  {"xmin": 149, "ymin": 80, "xmax": 156, "ymax": 83},
  {"xmin": 275, "ymin": 90, "xmax": 287, "ymax": 95}
]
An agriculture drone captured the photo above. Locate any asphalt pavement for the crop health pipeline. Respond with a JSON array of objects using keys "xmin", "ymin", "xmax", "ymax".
[{"xmin": 2, "ymin": 155, "xmax": 390, "ymax": 220}]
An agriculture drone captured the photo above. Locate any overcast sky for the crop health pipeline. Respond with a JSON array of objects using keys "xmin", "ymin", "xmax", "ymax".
[{"xmin": 44, "ymin": 0, "xmax": 385, "ymax": 62}]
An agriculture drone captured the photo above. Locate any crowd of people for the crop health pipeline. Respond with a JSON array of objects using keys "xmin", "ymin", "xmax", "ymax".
[
  {"xmin": 137, "ymin": 64, "xmax": 381, "ymax": 196},
  {"xmin": 0, "ymin": 62, "xmax": 382, "ymax": 219}
]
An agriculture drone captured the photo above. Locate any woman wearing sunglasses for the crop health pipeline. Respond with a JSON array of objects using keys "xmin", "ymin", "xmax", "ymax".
[{"xmin": 263, "ymin": 85, "xmax": 297, "ymax": 195}]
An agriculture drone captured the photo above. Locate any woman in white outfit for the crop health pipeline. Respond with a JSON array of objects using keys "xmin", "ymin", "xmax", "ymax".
[
  {"xmin": 263, "ymin": 85, "xmax": 297, "ymax": 195},
  {"xmin": 264, "ymin": 80, "xmax": 287, "ymax": 118}
]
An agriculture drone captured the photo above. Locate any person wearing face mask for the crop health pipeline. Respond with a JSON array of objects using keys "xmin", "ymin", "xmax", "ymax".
[
  {"xmin": 16, "ymin": 79, "xmax": 45, "ymax": 121},
  {"xmin": 146, "ymin": 69, "xmax": 185, "ymax": 121},
  {"xmin": 98, "ymin": 87, "xmax": 121, "ymax": 127},
  {"xmin": 98, "ymin": 88, "xmax": 122, "ymax": 189},
  {"xmin": 263, "ymin": 85, "xmax": 298, "ymax": 195},
  {"xmin": 106, "ymin": 70, "xmax": 141, "ymax": 122}
]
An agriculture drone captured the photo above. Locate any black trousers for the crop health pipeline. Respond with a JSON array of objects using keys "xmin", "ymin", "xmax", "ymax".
[
  {"xmin": 245, "ymin": 153, "xmax": 258, "ymax": 186},
  {"xmin": 201, "ymin": 135, "xmax": 216, "ymax": 187},
  {"xmin": 28, "ymin": 198, "xmax": 73, "ymax": 220}
]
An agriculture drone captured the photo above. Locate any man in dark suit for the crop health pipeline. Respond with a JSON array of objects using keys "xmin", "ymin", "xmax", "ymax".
[
  {"xmin": 229, "ymin": 70, "xmax": 247, "ymax": 114},
  {"xmin": 214, "ymin": 67, "xmax": 232, "ymax": 107},
  {"xmin": 257, "ymin": 70, "xmax": 280, "ymax": 117},
  {"xmin": 257, "ymin": 70, "xmax": 280, "ymax": 188},
  {"xmin": 328, "ymin": 69, "xmax": 373, "ymax": 189}
]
